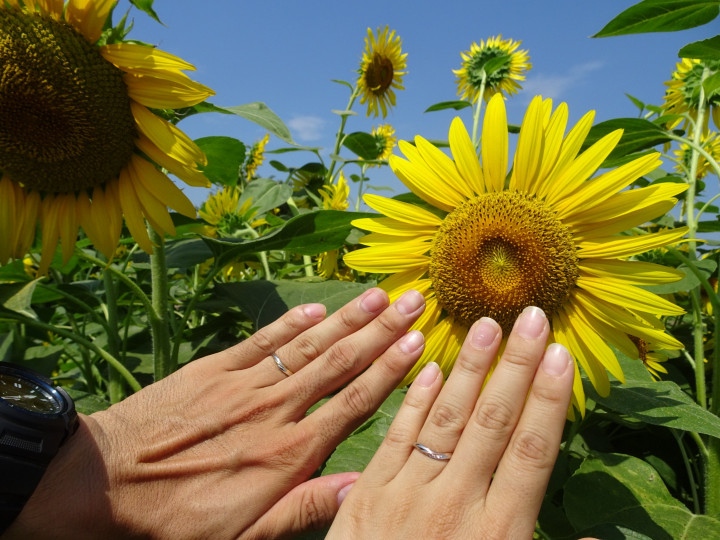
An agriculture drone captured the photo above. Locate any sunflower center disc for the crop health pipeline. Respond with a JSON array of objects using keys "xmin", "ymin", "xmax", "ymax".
[
  {"xmin": 429, "ymin": 191, "xmax": 579, "ymax": 332},
  {"xmin": 366, "ymin": 53, "xmax": 394, "ymax": 94},
  {"xmin": 0, "ymin": 8, "xmax": 136, "ymax": 193}
]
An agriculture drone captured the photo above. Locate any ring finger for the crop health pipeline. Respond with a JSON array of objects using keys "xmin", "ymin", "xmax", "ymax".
[{"xmin": 405, "ymin": 317, "xmax": 502, "ymax": 479}]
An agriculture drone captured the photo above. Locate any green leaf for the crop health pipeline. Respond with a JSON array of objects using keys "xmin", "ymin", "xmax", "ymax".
[
  {"xmin": 65, "ymin": 389, "xmax": 111, "ymax": 415},
  {"xmin": 703, "ymin": 70, "xmax": 720, "ymax": 97},
  {"xmin": 625, "ymin": 93, "xmax": 647, "ymax": 112},
  {"xmin": 565, "ymin": 452, "xmax": 720, "ymax": 539},
  {"xmin": 0, "ymin": 280, "xmax": 40, "ymax": 319},
  {"xmin": 215, "ymin": 280, "xmax": 374, "ymax": 329},
  {"xmin": 238, "ymin": 178, "xmax": 293, "ymax": 216},
  {"xmin": 322, "ymin": 389, "xmax": 406, "ymax": 475},
  {"xmin": 679, "ymin": 35, "xmax": 720, "ymax": 59},
  {"xmin": 203, "ymin": 210, "xmax": 373, "ymax": 265},
  {"xmin": 645, "ymin": 259, "xmax": 716, "ymax": 293},
  {"xmin": 699, "ymin": 219, "xmax": 720, "ymax": 232},
  {"xmin": 342, "ymin": 132, "xmax": 380, "ymax": 160},
  {"xmin": 424, "ymin": 100, "xmax": 473, "ymax": 113},
  {"xmin": 586, "ymin": 377, "xmax": 720, "ymax": 438},
  {"xmin": 594, "ymin": 0, "xmax": 720, "ymax": 37},
  {"xmin": 128, "ymin": 0, "xmax": 162, "ymax": 23},
  {"xmin": 581, "ymin": 118, "xmax": 671, "ymax": 164},
  {"xmin": 163, "ymin": 238, "xmax": 213, "ymax": 268},
  {"xmin": 213, "ymin": 102, "xmax": 294, "ymax": 144},
  {"xmin": 195, "ymin": 136, "xmax": 246, "ymax": 187}
]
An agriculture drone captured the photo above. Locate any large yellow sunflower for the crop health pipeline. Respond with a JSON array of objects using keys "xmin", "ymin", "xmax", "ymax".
[
  {"xmin": 345, "ymin": 94, "xmax": 689, "ymax": 416},
  {"xmin": 663, "ymin": 58, "xmax": 720, "ymax": 133},
  {"xmin": 453, "ymin": 35, "xmax": 530, "ymax": 103},
  {"xmin": 0, "ymin": 0, "xmax": 214, "ymax": 273},
  {"xmin": 357, "ymin": 26, "xmax": 407, "ymax": 118}
]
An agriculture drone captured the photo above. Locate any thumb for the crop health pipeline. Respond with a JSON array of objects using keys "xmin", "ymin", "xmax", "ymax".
[{"xmin": 245, "ymin": 472, "xmax": 359, "ymax": 539}]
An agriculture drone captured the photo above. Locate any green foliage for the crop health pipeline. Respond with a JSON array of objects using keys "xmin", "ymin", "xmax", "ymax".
[
  {"xmin": 679, "ymin": 35, "xmax": 720, "ymax": 60},
  {"xmin": 196, "ymin": 137, "xmax": 246, "ymax": 186}
]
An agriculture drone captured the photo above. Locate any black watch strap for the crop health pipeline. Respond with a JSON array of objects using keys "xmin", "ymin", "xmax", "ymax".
[{"xmin": 0, "ymin": 453, "xmax": 47, "ymax": 534}]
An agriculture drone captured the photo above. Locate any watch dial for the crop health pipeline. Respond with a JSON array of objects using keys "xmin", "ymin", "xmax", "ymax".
[{"xmin": 0, "ymin": 372, "xmax": 63, "ymax": 414}]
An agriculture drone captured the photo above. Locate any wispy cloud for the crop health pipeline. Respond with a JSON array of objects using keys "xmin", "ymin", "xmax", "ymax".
[
  {"xmin": 288, "ymin": 115, "xmax": 326, "ymax": 142},
  {"xmin": 522, "ymin": 61, "xmax": 605, "ymax": 101}
]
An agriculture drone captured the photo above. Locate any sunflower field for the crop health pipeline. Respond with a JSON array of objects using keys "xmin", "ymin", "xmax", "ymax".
[{"xmin": 1, "ymin": 0, "xmax": 720, "ymax": 538}]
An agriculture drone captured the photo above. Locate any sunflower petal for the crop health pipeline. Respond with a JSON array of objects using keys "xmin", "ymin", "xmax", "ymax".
[
  {"xmin": 580, "ymin": 259, "xmax": 685, "ymax": 285},
  {"xmin": 481, "ymin": 94, "xmax": 508, "ymax": 192},
  {"xmin": 136, "ymin": 135, "xmax": 210, "ymax": 188},
  {"xmin": 510, "ymin": 95, "xmax": 544, "ymax": 193},
  {"xmin": 344, "ymin": 243, "xmax": 430, "ymax": 273},
  {"xmin": 352, "ymin": 216, "xmax": 437, "ymax": 237},
  {"xmin": 117, "ymin": 168, "xmax": 153, "ymax": 254},
  {"xmin": 101, "ymin": 43, "xmax": 196, "ymax": 73},
  {"xmin": 449, "ymin": 117, "xmax": 484, "ymax": 195},
  {"xmin": 128, "ymin": 160, "xmax": 177, "ymax": 236},
  {"xmin": 362, "ymin": 193, "xmax": 443, "ymax": 226},
  {"xmin": 130, "ymin": 156, "xmax": 197, "ymax": 219},
  {"xmin": 577, "ymin": 275, "xmax": 684, "ymax": 316},
  {"xmin": 577, "ymin": 227, "xmax": 689, "ymax": 259},
  {"xmin": 38, "ymin": 195, "xmax": 61, "ymax": 275},
  {"xmin": 0, "ymin": 176, "xmax": 16, "ymax": 264},
  {"xmin": 415, "ymin": 135, "xmax": 474, "ymax": 199},
  {"xmin": 123, "ymin": 72, "xmax": 214, "ymax": 109},
  {"xmin": 65, "ymin": 0, "xmax": 115, "ymax": 43}
]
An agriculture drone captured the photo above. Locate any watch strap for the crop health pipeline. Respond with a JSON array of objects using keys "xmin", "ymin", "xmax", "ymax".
[{"xmin": 0, "ymin": 453, "xmax": 47, "ymax": 534}]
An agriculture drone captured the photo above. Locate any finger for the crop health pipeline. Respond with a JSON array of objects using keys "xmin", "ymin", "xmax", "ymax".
[
  {"xmin": 486, "ymin": 344, "xmax": 574, "ymax": 537},
  {"xmin": 361, "ymin": 361, "xmax": 444, "ymax": 486},
  {"xmin": 406, "ymin": 317, "xmax": 501, "ymax": 480},
  {"xmin": 451, "ymin": 306, "xmax": 550, "ymax": 487},
  {"xmin": 244, "ymin": 472, "xmax": 359, "ymax": 539},
  {"xmin": 288, "ymin": 289, "xmax": 426, "ymax": 411},
  {"xmin": 299, "ymin": 325, "xmax": 429, "ymax": 472},
  {"xmin": 210, "ymin": 303, "xmax": 327, "ymax": 371},
  {"xmin": 254, "ymin": 288, "xmax": 390, "ymax": 385}
]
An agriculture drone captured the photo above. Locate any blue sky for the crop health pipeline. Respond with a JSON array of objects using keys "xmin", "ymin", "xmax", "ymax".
[{"xmin": 115, "ymin": 0, "xmax": 714, "ymax": 206}]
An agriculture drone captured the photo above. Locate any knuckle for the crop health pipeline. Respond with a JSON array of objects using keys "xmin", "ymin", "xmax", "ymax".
[
  {"xmin": 501, "ymin": 348, "xmax": 538, "ymax": 370},
  {"xmin": 373, "ymin": 311, "xmax": 400, "ymax": 338},
  {"xmin": 509, "ymin": 428, "xmax": 557, "ymax": 469},
  {"xmin": 339, "ymin": 381, "xmax": 376, "ymax": 420},
  {"xmin": 325, "ymin": 341, "xmax": 359, "ymax": 375},
  {"xmin": 289, "ymin": 333, "xmax": 324, "ymax": 361},
  {"xmin": 473, "ymin": 399, "xmax": 515, "ymax": 438},
  {"xmin": 297, "ymin": 489, "xmax": 333, "ymax": 531},
  {"xmin": 249, "ymin": 327, "xmax": 274, "ymax": 355},
  {"xmin": 334, "ymin": 308, "xmax": 358, "ymax": 331},
  {"xmin": 428, "ymin": 402, "xmax": 467, "ymax": 435}
]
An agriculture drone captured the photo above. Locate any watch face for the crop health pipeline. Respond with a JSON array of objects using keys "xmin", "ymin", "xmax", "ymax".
[{"xmin": 0, "ymin": 372, "xmax": 63, "ymax": 414}]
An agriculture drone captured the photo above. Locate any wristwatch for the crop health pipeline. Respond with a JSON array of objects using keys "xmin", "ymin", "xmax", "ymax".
[{"xmin": 0, "ymin": 362, "xmax": 78, "ymax": 535}]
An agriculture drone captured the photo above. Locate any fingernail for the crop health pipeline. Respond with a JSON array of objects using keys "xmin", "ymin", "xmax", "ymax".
[
  {"xmin": 470, "ymin": 317, "xmax": 500, "ymax": 350},
  {"xmin": 303, "ymin": 303, "xmax": 326, "ymax": 319},
  {"xmin": 394, "ymin": 289, "xmax": 425, "ymax": 315},
  {"xmin": 415, "ymin": 361, "xmax": 440, "ymax": 387},
  {"xmin": 542, "ymin": 343, "xmax": 572, "ymax": 376},
  {"xmin": 359, "ymin": 288, "xmax": 387, "ymax": 313},
  {"xmin": 337, "ymin": 482, "xmax": 354, "ymax": 506},
  {"xmin": 398, "ymin": 330, "xmax": 425, "ymax": 354},
  {"xmin": 515, "ymin": 306, "xmax": 547, "ymax": 339}
]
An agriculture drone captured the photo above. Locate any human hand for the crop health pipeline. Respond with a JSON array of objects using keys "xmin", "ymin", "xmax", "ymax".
[
  {"xmin": 326, "ymin": 306, "xmax": 574, "ymax": 539},
  {"xmin": 7, "ymin": 288, "xmax": 427, "ymax": 540}
]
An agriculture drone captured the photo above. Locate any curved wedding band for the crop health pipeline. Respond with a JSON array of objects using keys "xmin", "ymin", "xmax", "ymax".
[
  {"xmin": 272, "ymin": 353, "xmax": 294, "ymax": 377},
  {"xmin": 413, "ymin": 442, "xmax": 453, "ymax": 461}
]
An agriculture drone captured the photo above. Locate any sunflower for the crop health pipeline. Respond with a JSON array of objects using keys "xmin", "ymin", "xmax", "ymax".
[
  {"xmin": 663, "ymin": 58, "xmax": 720, "ymax": 133},
  {"xmin": 453, "ymin": 35, "xmax": 530, "ymax": 103},
  {"xmin": 357, "ymin": 26, "xmax": 407, "ymax": 118},
  {"xmin": 199, "ymin": 186, "xmax": 264, "ymax": 237},
  {"xmin": 317, "ymin": 172, "xmax": 353, "ymax": 281},
  {"xmin": 629, "ymin": 334, "xmax": 670, "ymax": 381},
  {"xmin": 0, "ymin": 0, "xmax": 214, "ymax": 273},
  {"xmin": 244, "ymin": 133, "xmax": 270, "ymax": 180},
  {"xmin": 673, "ymin": 131, "xmax": 720, "ymax": 179},
  {"xmin": 345, "ymin": 94, "xmax": 689, "ymax": 416},
  {"xmin": 365, "ymin": 124, "xmax": 397, "ymax": 167}
]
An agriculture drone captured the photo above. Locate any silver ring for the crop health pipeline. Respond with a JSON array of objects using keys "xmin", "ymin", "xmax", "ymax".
[
  {"xmin": 272, "ymin": 353, "xmax": 293, "ymax": 377},
  {"xmin": 413, "ymin": 442, "xmax": 452, "ymax": 461}
]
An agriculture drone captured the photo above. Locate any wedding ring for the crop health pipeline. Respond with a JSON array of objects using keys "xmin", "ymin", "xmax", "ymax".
[
  {"xmin": 272, "ymin": 353, "xmax": 293, "ymax": 377},
  {"xmin": 413, "ymin": 442, "xmax": 453, "ymax": 461}
]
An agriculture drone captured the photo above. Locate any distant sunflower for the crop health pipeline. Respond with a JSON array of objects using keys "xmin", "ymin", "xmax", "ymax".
[
  {"xmin": 0, "ymin": 0, "xmax": 213, "ymax": 273},
  {"xmin": 317, "ymin": 173, "xmax": 353, "ymax": 281},
  {"xmin": 365, "ymin": 124, "xmax": 397, "ymax": 166},
  {"xmin": 663, "ymin": 58, "xmax": 720, "ymax": 133},
  {"xmin": 357, "ymin": 26, "xmax": 407, "ymax": 118},
  {"xmin": 345, "ymin": 94, "xmax": 688, "ymax": 416},
  {"xmin": 245, "ymin": 133, "xmax": 270, "ymax": 180},
  {"xmin": 453, "ymin": 35, "xmax": 530, "ymax": 103},
  {"xmin": 199, "ymin": 186, "xmax": 264, "ymax": 237},
  {"xmin": 673, "ymin": 132, "xmax": 720, "ymax": 179}
]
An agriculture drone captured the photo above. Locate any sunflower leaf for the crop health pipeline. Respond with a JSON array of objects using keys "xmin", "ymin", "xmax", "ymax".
[
  {"xmin": 565, "ymin": 452, "xmax": 720, "ymax": 539},
  {"xmin": 0, "ymin": 280, "xmax": 40, "ymax": 320},
  {"xmin": 128, "ymin": 0, "xmax": 162, "ymax": 24},
  {"xmin": 424, "ymin": 100, "xmax": 473, "ymax": 112},
  {"xmin": 322, "ymin": 389, "xmax": 406, "ymax": 475},
  {"xmin": 343, "ymin": 132, "xmax": 381, "ymax": 160},
  {"xmin": 214, "ymin": 102, "xmax": 294, "ymax": 144},
  {"xmin": 585, "ymin": 378, "xmax": 720, "ymax": 438},
  {"xmin": 581, "ymin": 118, "xmax": 670, "ymax": 164},
  {"xmin": 679, "ymin": 35, "xmax": 720, "ymax": 59},
  {"xmin": 195, "ymin": 136, "xmax": 246, "ymax": 187},
  {"xmin": 203, "ymin": 210, "xmax": 374, "ymax": 264},
  {"xmin": 593, "ymin": 0, "xmax": 720, "ymax": 37},
  {"xmin": 238, "ymin": 178, "xmax": 293, "ymax": 216},
  {"xmin": 214, "ymin": 280, "xmax": 374, "ymax": 330}
]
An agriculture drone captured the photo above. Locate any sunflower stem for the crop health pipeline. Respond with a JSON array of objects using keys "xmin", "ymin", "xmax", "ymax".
[
  {"xmin": 149, "ymin": 228, "xmax": 174, "ymax": 380},
  {"xmin": 286, "ymin": 197, "xmax": 314, "ymax": 277},
  {"xmin": 327, "ymin": 87, "xmax": 359, "ymax": 184},
  {"xmin": 471, "ymin": 73, "xmax": 487, "ymax": 150},
  {"xmin": 103, "ymin": 271, "xmax": 125, "ymax": 403}
]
